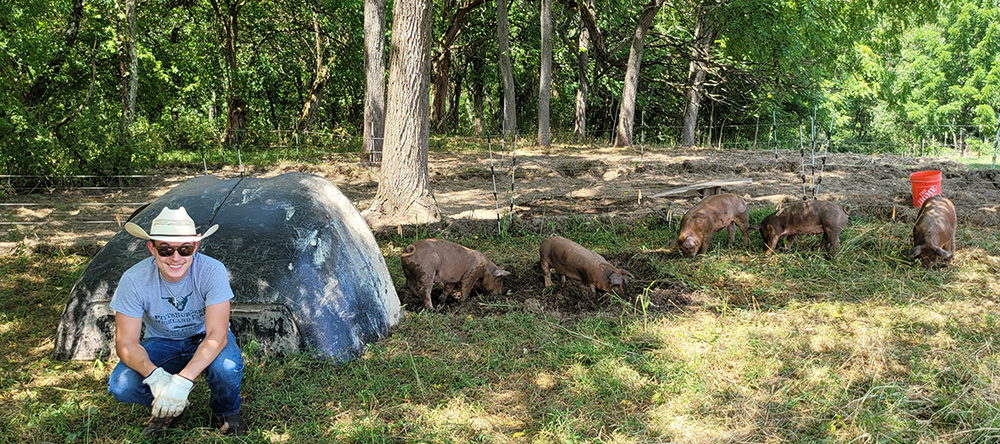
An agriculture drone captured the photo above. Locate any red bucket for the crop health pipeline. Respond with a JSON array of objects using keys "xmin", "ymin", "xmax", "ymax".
[{"xmin": 910, "ymin": 170, "xmax": 942, "ymax": 207}]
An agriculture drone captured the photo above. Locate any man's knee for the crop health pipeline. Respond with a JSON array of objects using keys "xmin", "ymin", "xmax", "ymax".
[
  {"xmin": 206, "ymin": 343, "xmax": 244, "ymax": 386},
  {"xmin": 108, "ymin": 365, "xmax": 150, "ymax": 405}
]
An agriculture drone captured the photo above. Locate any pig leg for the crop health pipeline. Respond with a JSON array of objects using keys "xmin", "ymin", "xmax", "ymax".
[
  {"xmin": 783, "ymin": 235, "xmax": 797, "ymax": 251},
  {"xmin": 413, "ymin": 277, "xmax": 435, "ymax": 310},
  {"xmin": 736, "ymin": 213, "xmax": 750, "ymax": 247},
  {"xmin": 406, "ymin": 278, "xmax": 426, "ymax": 310},
  {"xmin": 541, "ymin": 259, "xmax": 553, "ymax": 287},
  {"xmin": 442, "ymin": 283, "xmax": 458, "ymax": 305},
  {"xmin": 699, "ymin": 237, "xmax": 711, "ymax": 255},
  {"xmin": 457, "ymin": 266, "xmax": 482, "ymax": 301},
  {"xmin": 825, "ymin": 228, "xmax": 842, "ymax": 256},
  {"xmin": 726, "ymin": 222, "xmax": 736, "ymax": 247}
]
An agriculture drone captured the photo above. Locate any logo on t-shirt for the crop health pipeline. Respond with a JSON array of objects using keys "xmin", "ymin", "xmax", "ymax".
[{"xmin": 162, "ymin": 292, "xmax": 192, "ymax": 311}]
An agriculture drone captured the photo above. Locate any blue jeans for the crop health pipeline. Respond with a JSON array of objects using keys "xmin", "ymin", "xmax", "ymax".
[{"xmin": 108, "ymin": 330, "xmax": 243, "ymax": 417}]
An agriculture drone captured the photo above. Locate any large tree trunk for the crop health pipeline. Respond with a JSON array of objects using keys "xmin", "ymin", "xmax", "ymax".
[
  {"xmin": 613, "ymin": 0, "xmax": 664, "ymax": 147},
  {"xmin": 364, "ymin": 0, "xmax": 387, "ymax": 159},
  {"xmin": 430, "ymin": 0, "xmax": 484, "ymax": 131},
  {"xmin": 297, "ymin": 9, "xmax": 329, "ymax": 132},
  {"xmin": 497, "ymin": 0, "xmax": 516, "ymax": 138},
  {"xmin": 210, "ymin": 0, "xmax": 248, "ymax": 147},
  {"xmin": 681, "ymin": 7, "xmax": 716, "ymax": 148},
  {"xmin": 537, "ymin": 0, "xmax": 552, "ymax": 146},
  {"xmin": 573, "ymin": 0, "xmax": 592, "ymax": 142},
  {"xmin": 116, "ymin": 0, "xmax": 138, "ymax": 145},
  {"xmin": 362, "ymin": 0, "xmax": 438, "ymax": 229}
]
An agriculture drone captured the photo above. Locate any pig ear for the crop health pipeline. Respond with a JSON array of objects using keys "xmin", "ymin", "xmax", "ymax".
[
  {"xmin": 612, "ymin": 267, "xmax": 632, "ymax": 284},
  {"xmin": 907, "ymin": 245, "xmax": 923, "ymax": 260},
  {"xmin": 493, "ymin": 268, "xmax": 511, "ymax": 278}
]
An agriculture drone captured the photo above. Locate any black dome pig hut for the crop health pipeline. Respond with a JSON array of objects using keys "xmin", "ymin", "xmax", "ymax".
[{"xmin": 53, "ymin": 172, "xmax": 401, "ymax": 362}]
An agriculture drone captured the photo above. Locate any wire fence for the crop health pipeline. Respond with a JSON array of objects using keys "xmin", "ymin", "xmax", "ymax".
[{"xmin": 4, "ymin": 125, "xmax": 1000, "ymax": 242}]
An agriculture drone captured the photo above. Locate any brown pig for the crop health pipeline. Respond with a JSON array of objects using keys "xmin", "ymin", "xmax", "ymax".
[
  {"xmin": 669, "ymin": 193, "xmax": 750, "ymax": 258},
  {"xmin": 908, "ymin": 195, "xmax": 956, "ymax": 267},
  {"xmin": 401, "ymin": 239, "xmax": 510, "ymax": 310},
  {"xmin": 539, "ymin": 236, "xmax": 631, "ymax": 295},
  {"xmin": 753, "ymin": 200, "xmax": 848, "ymax": 256}
]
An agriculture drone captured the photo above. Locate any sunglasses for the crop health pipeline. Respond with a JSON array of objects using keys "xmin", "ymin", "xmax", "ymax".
[{"xmin": 155, "ymin": 244, "xmax": 195, "ymax": 257}]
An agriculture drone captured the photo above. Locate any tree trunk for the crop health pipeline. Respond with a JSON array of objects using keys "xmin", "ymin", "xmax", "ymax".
[
  {"xmin": 362, "ymin": 0, "xmax": 438, "ymax": 229},
  {"xmin": 681, "ymin": 7, "xmax": 716, "ymax": 148},
  {"xmin": 297, "ymin": 9, "xmax": 329, "ymax": 132},
  {"xmin": 431, "ymin": 49, "xmax": 451, "ymax": 130},
  {"xmin": 224, "ymin": 95, "xmax": 248, "ymax": 147},
  {"xmin": 537, "ymin": 0, "xmax": 552, "ymax": 146},
  {"xmin": 574, "ymin": 0, "xmax": 592, "ymax": 142},
  {"xmin": 430, "ymin": 0, "xmax": 484, "ymax": 131},
  {"xmin": 210, "ymin": 0, "xmax": 248, "ymax": 147},
  {"xmin": 117, "ymin": 0, "xmax": 138, "ymax": 145},
  {"xmin": 574, "ymin": 0, "xmax": 616, "ymax": 69},
  {"xmin": 449, "ymin": 64, "xmax": 462, "ymax": 129},
  {"xmin": 364, "ymin": 0, "xmax": 387, "ymax": 160},
  {"xmin": 471, "ymin": 48, "xmax": 485, "ymax": 135},
  {"xmin": 497, "ymin": 0, "xmax": 516, "ymax": 138},
  {"xmin": 613, "ymin": 0, "xmax": 664, "ymax": 148}
]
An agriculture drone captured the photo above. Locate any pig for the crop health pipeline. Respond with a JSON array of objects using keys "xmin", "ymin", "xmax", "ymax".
[
  {"xmin": 753, "ymin": 200, "xmax": 849, "ymax": 257},
  {"xmin": 908, "ymin": 195, "xmax": 956, "ymax": 267},
  {"xmin": 400, "ymin": 239, "xmax": 510, "ymax": 310},
  {"xmin": 669, "ymin": 193, "xmax": 750, "ymax": 258},
  {"xmin": 539, "ymin": 235, "xmax": 632, "ymax": 296}
]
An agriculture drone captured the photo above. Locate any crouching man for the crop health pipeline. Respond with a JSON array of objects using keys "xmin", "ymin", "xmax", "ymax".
[{"xmin": 107, "ymin": 207, "xmax": 247, "ymax": 437}]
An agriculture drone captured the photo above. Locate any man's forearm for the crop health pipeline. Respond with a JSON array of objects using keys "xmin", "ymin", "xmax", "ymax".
[
  {"xmin": 177, "ymin": 333, "xmax": 227, "ymax": 381},
  {"xmin": 117, "ymin": 342, "xmax": 158, "ymax": 378}
]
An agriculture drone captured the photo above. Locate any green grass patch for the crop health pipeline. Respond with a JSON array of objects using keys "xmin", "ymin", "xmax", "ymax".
[{"xmin": 4, "ymin": 214, "xmax": 1000, "ymax": 442}]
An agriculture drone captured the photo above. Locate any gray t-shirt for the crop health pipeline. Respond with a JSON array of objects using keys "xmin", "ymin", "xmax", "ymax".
[{"xmin": 110, "ymin": 253, "xmax": 235, "ymax": 339}]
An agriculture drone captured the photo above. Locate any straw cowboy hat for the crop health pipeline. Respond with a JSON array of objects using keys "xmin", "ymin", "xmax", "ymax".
[{"xmin": 125, "ymin": 206, "xmax": 219, "ymax": 243}]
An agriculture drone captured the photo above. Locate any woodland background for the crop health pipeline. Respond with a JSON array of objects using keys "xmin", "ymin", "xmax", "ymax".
[{"xmin": 3, "ymin": 0, "xmax": 1000, "ymax": 182}]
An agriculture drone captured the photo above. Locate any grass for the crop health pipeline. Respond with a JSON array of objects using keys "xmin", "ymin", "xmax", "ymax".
[
  {"xmin": 151, "ymin": 136, "xmax": 498, "ymax": 172},
  {"xmin": 4, "ymin": 213, "xmax": 1000, "ymax": 443}
]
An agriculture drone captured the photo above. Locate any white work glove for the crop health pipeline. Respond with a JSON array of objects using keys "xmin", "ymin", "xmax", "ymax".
[
  {"xmin": 142, "ymin": 367, "xmax": 173, "ymax": 398},
  {"xmin": 150, "ymin": 374, "xmax": 194, "ymax": 418}
]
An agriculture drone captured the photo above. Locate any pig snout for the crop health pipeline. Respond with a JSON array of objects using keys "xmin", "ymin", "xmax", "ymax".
[
  {"xmin": 605, "ymin": 270, "xmax": 625, "ymax": 294},
  {"xmin": 680, "ymin": 236, "xmax": 700, "ymax": 258}
]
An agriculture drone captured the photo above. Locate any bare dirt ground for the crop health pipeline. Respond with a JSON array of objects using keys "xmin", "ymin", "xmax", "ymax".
[{"xmin": 5, "ymin": 146, "xmax": 999, "ymax": 314}]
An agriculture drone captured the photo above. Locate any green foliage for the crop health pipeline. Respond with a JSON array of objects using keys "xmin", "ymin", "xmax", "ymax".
[{"xmin": 1, "ymin": 0, "xmax": 997, "ymax": 178}]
